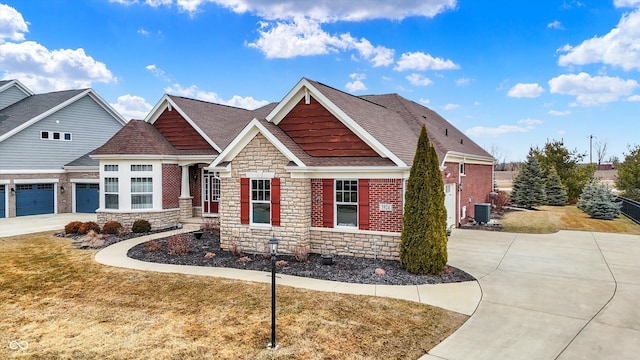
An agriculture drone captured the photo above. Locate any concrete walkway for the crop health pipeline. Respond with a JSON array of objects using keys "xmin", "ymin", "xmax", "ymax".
[
  {"xmin": 422, "ymin": 229, "xmax": 640, "ymax": 360},
  {"xmin": 94, "ymin": 226, "xmax": 481, "ymax": 316}
]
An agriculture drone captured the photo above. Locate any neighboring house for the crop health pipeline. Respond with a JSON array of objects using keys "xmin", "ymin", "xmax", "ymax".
[
  {"xmin": 93, "ymin": 78, "xmax": 494, "ymax": 259},
  {"xmin": 0, "ymin": 80, "xmax": 127, "ymax": 218}
]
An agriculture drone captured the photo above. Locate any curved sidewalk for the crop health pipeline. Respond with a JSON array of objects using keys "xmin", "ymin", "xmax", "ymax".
[{"xmin": 94, "ymin": 226, "xmax": 481, "ymax": 316}]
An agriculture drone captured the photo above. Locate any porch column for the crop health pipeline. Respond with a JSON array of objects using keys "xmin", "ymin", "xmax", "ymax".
[{"xmin": 180, "ymin": 165, "xmax": 190, "ymax": 198}]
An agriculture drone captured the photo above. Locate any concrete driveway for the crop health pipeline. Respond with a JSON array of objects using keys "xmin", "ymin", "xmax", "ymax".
[
  {"xmin": 423, "ymin": 229, "xmax": 640, "ymax": 360},
  {"xmin": 0, "ymin": 213, "xmax": 96, "ymax": 237}
]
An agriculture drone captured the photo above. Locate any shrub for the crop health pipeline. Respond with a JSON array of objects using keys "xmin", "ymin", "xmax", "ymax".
[
  {"xmin": 144, "ymin": 240, "xmax": 162, "ymax": 252},
  {"xmin": 78, "ymin": 221, "xmax": 101, "ymax": 235},
  {"xmin": 577, "ymin": 182, "xmax": 621, "ymax": 220},
  {"xmin": 167, "ymin": 234, "xmax": 193, "ymax": 255},
  {"xmin": 487, "ymin": 190, "xmax": 510, "ymax": 211},
  {"xmin": 293, "ymin": 244, "xmax": 309, "ymax": 263},
  {"xmin": 102, "ymin": 221, "xmax": 123, "ymax": 235},
  {"xmin": 229, "ymin": 240, "xmax": 243, "ymax": 257},
  {"xmin": 65, "ymin": 221, "xmax": 83, "ymax": 234},
  {"xmin": 131, "ymin": 219, "xmax": 151, "ymax": 233},
  {"xmin": 201, "ymin": 218, "xmax": 220, "ymax": 234}
]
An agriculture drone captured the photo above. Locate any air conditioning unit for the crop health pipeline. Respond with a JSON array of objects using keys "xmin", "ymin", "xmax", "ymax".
[{"xmin": 474, "ymin": 203, "xmax": 491, "ymax": 224}]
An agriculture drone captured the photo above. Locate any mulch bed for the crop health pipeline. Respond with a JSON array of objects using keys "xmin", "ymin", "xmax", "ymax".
[{"xmin": 126, "ymin": 231, "xmax": 475, "ymax": 286}]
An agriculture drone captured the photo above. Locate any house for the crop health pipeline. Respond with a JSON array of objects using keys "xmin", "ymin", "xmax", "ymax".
[
  {"xmin": 0, "ymin": 80, "xmax": 127, "ymax": 218},
  {"xmin": 93, "ymin": 78, "xmax": 494, "ymax": 259}
]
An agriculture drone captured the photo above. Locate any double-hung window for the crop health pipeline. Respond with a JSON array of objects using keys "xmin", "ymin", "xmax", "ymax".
[
  {"xmin": 251, "ymin": 179, "xmax": 271, "ymax": 225},
  {"xmin": 131, "ymin": 177, "xmax": 153, "ymax": 209},
  {"xmin": 335, "ymin": 180, "xmax": 358, "ymax": 227},
  {"xmin": 104, "ymin": 178, "xmax": 119, "ymax": 209}
]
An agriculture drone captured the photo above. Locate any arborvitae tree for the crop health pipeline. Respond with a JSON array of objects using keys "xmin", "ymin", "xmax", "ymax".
[
  {"xmin": 400, "ymin": 125, "xmax": 448, "ymax": 275},
  {"xmin": 544, "ymin": 167, "xmax": 568, "ymax": 206},
  {"xmin": 510, "ymin": 150, "xmax": 546, "ymax": 209},
  {"xmin": 577, "ymin": 182, "xmax": 621, "ymax": 220}
]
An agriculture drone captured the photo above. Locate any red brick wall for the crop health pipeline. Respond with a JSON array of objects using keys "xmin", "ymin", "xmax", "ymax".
[
  {"xmin": 189, "ymin": 165, "xmax": 201, "ymax": 207},
  {"xmin": 442, "ymin": 161, "xmax": 493, "ymax": 224},
  {"xmin": 311, "ymin": 178, "xmax": 403, "ymax": 232},
  {"xmin": 162, "ymin": 164, "xmax": 181, "ymax": 209}
]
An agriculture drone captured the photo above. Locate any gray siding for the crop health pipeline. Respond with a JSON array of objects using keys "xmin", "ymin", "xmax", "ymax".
[
  {"xmin": 0, "ymin": 96, "xmax": 124, "ymax": 170},
  {"xmin": 0, "ymin": 86, "xmax": 29, "ymax": 110}
]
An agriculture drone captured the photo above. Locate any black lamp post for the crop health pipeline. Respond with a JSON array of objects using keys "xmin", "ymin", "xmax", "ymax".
[{"xmin": 268, "ymin": 235, "xmax": 279, "ymax": 349}]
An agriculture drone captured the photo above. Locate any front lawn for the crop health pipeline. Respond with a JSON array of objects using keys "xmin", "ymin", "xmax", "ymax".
[
  {"xmin": 502, "ymin": 205, "xmax": 640, "ymax": 234},
  {"xmin": 0, "ymin": 233, "xmax": 467, "ymax": 359}
]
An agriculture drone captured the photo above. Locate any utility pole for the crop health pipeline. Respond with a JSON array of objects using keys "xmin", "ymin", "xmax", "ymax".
[{"xmin": 589, "ymin": 135, "xmax": 594, "ymax": 164}]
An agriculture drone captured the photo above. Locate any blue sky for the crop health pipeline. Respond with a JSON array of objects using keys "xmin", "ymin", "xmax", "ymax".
[{"xmin": 1, "ymin": 0, "xmax": 639, "ymax": 162}]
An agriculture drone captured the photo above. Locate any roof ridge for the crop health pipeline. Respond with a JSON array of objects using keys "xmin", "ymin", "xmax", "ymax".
[
  {"xmin": 167, "ymin": 94, "xmax": 252, "ymax": 112},
  {"xmin": 306, "ymin": 78, "xmax": 388, "ymax": 110}
]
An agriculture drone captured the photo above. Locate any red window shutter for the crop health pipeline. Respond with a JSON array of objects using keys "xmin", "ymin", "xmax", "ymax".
[
  {"xmin": 322, "ymin": 179, "xmax": 334, "ymax": 228},
  {"xmin": 358, "ymin": 179, "xmax": 370, "ymax": 230},
  {"xmin": 240, "ymin": 178, "xmax": 249, "ymax": 224},
  {"xmin": 271, "ymin": 178, "xmax": 280, "ymax": 226}
]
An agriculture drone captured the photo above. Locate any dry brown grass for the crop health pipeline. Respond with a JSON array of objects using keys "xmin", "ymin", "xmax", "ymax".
[
  {"xmin": 502, "ymin": 205, "xmax": 640, "ymax": 234},
  {"xmin": 0, "ymin": 233, "xmax": 467, "ymax": 359}
]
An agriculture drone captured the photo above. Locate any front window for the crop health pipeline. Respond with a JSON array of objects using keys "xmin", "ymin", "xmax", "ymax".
[
  {"xmin": 131, "ymin": 177, "xmax": 152, "ymax": 209},
  {"xmin": 251, "ymin": 179, "xmax": 270, "ymax": 224},
  {"xmin": 336, "ymin": 180, "xmax": 358, "ymax": 227},
  {"xmin": 104, "ymin": 178, "xmax": 119, "ymax": 209}
]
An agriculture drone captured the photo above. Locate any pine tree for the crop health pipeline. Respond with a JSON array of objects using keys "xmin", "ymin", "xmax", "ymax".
[
  {"xmin": 400, "ymin": 125, "xmax": 448, "ymax": 275},
  {"xmin": 577, "ymin": 182, "xmax": 621, "ymax": 220},
  {"xmin": 544, "ymin": 167, "xmax": 568, "ymax": 206},
  {"xmin": 510, "ymin": 150, "xmax": 546, "ymax": 209}
]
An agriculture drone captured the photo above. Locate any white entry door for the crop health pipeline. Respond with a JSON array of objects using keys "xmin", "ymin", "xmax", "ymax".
[{"xmin": 444, "ymin": 183, "xmax": 456, "ymax": 228}]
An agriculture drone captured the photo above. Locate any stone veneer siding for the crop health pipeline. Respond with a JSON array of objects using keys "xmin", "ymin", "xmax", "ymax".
[
  {"xmin": 220, "ymin": 133, "xmax": 311, "ymax": 255},
  {"xmin": 310, "ymin": 229, "xmax": 401, "ymax": 260},
  {"xmin": 97, "ymin": 209, "xmax": 179, "ymax": 231}
]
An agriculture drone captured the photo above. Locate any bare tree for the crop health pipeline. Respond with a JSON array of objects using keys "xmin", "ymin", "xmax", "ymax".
[
  {"xmin": 486, "ymin": 144, "xmax": 507, "ymax": 170},
  {"xmin": 595, "ymin": 139, "xmax": 608, "ymax": 164}
]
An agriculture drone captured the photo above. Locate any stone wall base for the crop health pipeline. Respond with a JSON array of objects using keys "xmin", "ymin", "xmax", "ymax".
[
  {"xmin": 178, "ymin": 197, "xmax": 193, "ymax": 219},
  {"xmin": 310, "ymin": 228, "xmax": 400, "ymax": 260},
  {"xmin": 97, "ymin": 209, "xmax": 180, "ymax": 231}
]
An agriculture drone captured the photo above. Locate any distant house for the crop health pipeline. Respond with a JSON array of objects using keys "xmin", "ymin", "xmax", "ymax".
[
  {"xmin": 93, "ymin": 78, "xmax": 494, "ymax": 259},
  {"xmin": 0, "ymin": 80, "xmax": 127, "ymax": 218}
]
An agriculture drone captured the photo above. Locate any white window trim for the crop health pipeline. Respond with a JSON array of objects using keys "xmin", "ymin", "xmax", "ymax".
[
  {"xmin": 250, "ymin": 177, "xmax": 272, "ymax": 229},
  {"xmin": 104, "ymin": 177, "xmax": 119, "ymax": 209},
  {"xmin": 40, "ymin": 130, "xmax": 72, "ymax": 141},
  {"xmin": 99, "ymin": 161, "xmax": 162, "ymax": 211},
  {"xmin": 335, "ymin": 179, "xmax": 358, "ymax": 228},
  {"xmin": 130, "ymin": 177, "xmax": 153, "ymax": 209}
]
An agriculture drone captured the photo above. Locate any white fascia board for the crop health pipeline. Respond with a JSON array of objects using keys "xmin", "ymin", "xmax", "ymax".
[
  {"xmin": 14, "ymin": 178, "xmax": 60, "ymax": 184},
  {"xmin": 266, "ymin": 79, "xmax": 406, "ymax": 167},
  {"xmin": 285, "ymin": 166, "xmax": 410, "ymax": 179},
  {"xmin": 210, "ymin": 118, "xmax": 305, "ymax": 168},
  {"xmin": 0, "ymin": 89, "xmax": 95, "ymax": 144},
  {"xmin": 0, "ymin": 169, "xmax": 66, "ymax": 175},
  {"xmin": 145, "ymin": 95, "xmax": 222, "ymax": 153},
  {"xmin": 0, "ymin": 79, "xmax": 34, "ymax": 96},
  {"xmin": 86, "ymin": 89, "xmax": 128, "ymax": 125},
  {"xmin": 443, "ymin": 151, "xmax": 496, "ymax": 166}
]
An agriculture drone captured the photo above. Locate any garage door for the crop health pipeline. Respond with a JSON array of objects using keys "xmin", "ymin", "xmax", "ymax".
[
  {"xmin": 16, "ymin": 184, "xmax": 54, "ymax": 216},
  {"xmin": 0, "ymin": 185, "xmax": 5, "ymax": 218},
  {"xmin": 76, "ymin": 183, "xmax": 99, "ymax": 213}
]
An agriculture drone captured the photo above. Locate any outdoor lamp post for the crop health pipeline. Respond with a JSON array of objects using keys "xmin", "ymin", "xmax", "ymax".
[{"xmin": 268, "ymin": 235, "xmax": 279, "ymax": 349}]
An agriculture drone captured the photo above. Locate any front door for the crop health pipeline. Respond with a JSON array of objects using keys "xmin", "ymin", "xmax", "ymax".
[
  {"xmin": 444, "ymin": 183, "xmax": 456, "ymax": 228},
  {"xmin": 203, "ymin": 170, "xmax": 220, "ymax": 214}
]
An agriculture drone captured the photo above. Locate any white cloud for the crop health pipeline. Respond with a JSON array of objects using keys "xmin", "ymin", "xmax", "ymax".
[
  {"xmin": 164, "ymin": 0, "xmax": 458, "ymax": 20},
  {"xmin": 518, "ymin": 118, "xmax": 543, "ymax": 126},
  {"xmin": 394, "ymin": 51, "xmax": 459, "ymax": 71},
  {"xmin": 456, "ymin": 77, "xmax": 472, "ymax": 86},
  {"xmin": 164, "ymin": 83, "xmax": 268, "ymax": 109},
  {"xmin": 507, "ymin": 83, "xmax": 545, "ymax": 98},
  {"xmin": 548, "ymin": 109, "xmax": 571, "ymax": 116},
  {"xmin": 614, "ymin": 0, "xmax": 640, "ymax": 8},
  {"xmin": 466, "ymin": 125, "xmax": 532, "ymax": 137},
  {"xmin": 345, "ymin": 80, "xmax": 367, "ymax": 93},
  {"xmin": 110, "ymin": 94, "xmax": 153, "ymax": 120},
  {"xmin": 246, "ymin": 17, "xmax": 394, "ymax": 66},
  {"xmin": 138, "ymin": 28, "xmax": 150, "ymax": 36},
  {"xmin": 145, "ymin": 64, "xmax": 171, "ymax": 81},
  {"xmin": 406, "ymin": 73, "xmax": 433, "ymax": 86},
  {"xmin": 547, "ymin": 20, "xmax": 563, "ymax": 29},
  {"xmin": 548, "ymin": 72, "xmax": 639, "ymax": 106},
  {"xmin": 627, "ymin": 94, "xmax": 640, "ymax": 101},
  {"xmin": 466, "ymin": 118, "xmax": 541, "ymax": 137},
  {"xmin": 558, "ymin": 9, "xmax": 640, "ymax": 71},
  {"xmin": 419, "ymin": 98, "xmax": 430, "ymax": 105},
  {"xmin": 443, "ymin": 103, "xmax": 459, "ymax": 110},
  {"xmin": 0, "ymin": 41, "xmax": 116, "ymax": 92},
  {"xmin": 0, "ymin": 3, "xmax": 29, "ymax": 43}
]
